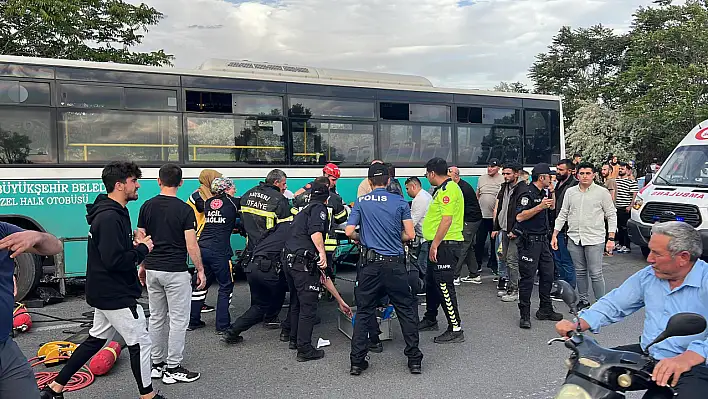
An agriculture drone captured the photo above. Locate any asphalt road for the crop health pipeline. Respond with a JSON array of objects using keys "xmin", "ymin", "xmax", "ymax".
[{"xmin": 16, "ymin": 251, "xmax": 651, "ymax": 399}]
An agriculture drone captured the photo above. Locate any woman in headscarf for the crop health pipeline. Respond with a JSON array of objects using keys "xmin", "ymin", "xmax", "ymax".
[
  {"xmin": 186, "ymin": 169, "xmax": 222, "ymax": 315},
  {"xmin": 187, "ymin": 169, "xmax": 223, "ymax": 238}
]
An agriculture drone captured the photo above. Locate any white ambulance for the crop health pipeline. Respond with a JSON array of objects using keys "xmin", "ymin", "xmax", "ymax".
[{"xmin": 628, "ymin": 120, "xmax": 708, "ymax": 259}]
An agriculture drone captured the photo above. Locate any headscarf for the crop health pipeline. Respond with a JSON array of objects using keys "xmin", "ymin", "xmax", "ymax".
[
  {"xmin": 211, "ymin": 177, "xmax": 235, "ymax": 195},
  {"xmin": 198, "ymin": 169, "xmax": 222, "ymax": 200}
]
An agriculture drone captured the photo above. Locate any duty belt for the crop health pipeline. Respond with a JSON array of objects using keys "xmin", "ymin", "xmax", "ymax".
[
  {"xmin": 440, "ymin": 240, "xmax": 462, "ymax": 245},
  {"xmin": 524, "ymin": 234, "xmax": 547, "ymax": 242},
  {"xmin": 362, "ymin": 247, "xmax": 405, "ymax": 264}
]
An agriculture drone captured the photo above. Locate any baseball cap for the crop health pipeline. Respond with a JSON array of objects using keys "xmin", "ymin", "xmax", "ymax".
[
  {"xmin": 310, "ymin": 181, "xmax": 329, "ymax": 202},
  {"xmin": 368, "ymin": 163, "xmax": 390, "ymax": 178},
  {"xmin": 531, "ymin": 163, "xmax": 553, "ymax": 176},
  {"xmin": 488, "ymin": 158, "xmax": 500, "ymax": 167}
]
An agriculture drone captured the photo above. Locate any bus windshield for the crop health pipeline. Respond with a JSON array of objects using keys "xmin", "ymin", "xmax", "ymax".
[{"xmin": 654, "ymin": 145, "xmax": 708, "ymax": 188}]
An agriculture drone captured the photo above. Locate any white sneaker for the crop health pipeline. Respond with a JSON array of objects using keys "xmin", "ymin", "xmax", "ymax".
[
  {"xmin": 151, "ymin": 362, "xmax": 165, "ymax": 379},
  {"xmin": 460, "ymin": 276, "xmax": 482, "ymax": 284},
  {"xmin": 453, "ymin": 278, "xmax": 461, "ymax": 286},
  {"xmin": 501, "ymin": 291, "xmax": 519, "ymax": 302},
  {"xmin": 162, "ymin": 365, "xmax": 200, "ymax": 384}
]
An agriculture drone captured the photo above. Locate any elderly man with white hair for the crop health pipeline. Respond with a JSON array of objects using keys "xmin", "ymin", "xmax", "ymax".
[{"xmin": 555, "ymin": 221, "xmax": 708, "ymax": 399}]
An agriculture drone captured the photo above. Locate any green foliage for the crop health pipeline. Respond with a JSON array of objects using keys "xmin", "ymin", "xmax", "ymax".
[
  {"xmin": 0, "ymin": 127, "xmax": 31, "ymax": 164},
  {"xmin": 493, "ymin": 81, "xmax": 530, "ymax": 93},
  {"xmin": 529, "ymin": 0, "xmax": 708, "ymax": 166},
  {"xmin": 0, "ymin": 0, "xmax": 173, "ymax": 66}
]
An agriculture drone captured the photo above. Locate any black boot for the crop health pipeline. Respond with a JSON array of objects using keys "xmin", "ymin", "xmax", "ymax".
[
  {"xmin": 221, "ymin": 328, "xmax": 244, "ymax": 345},
  {"xmin": 40, "ymin": 387, "xmax": 64, "ymax": 399},
  {"xmin": 296, "ymin": 347, "xmax": 325, "ymax": 362},
  {"xmin": 418, "ymin": 318, "xmax": 439, "ymax": 331},
  {"xmin": 279, "ymin": 329, "xmax": 290, "ymax": 342},
  {"xmin": 350, "ymin": 360, "xmax": 369, "ymax": 376},
  {"xmin": 519, "ymin": 305, "xmax": 531, "ymax": 329},
  {"xmin": 536, "ymin": 306, "xmax": 563, "ymax": 321}
]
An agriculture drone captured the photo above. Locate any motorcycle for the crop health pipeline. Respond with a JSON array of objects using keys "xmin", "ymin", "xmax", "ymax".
[{"xmin": 549, "ymin": 280, "xmax": 707, "ymax": 399}]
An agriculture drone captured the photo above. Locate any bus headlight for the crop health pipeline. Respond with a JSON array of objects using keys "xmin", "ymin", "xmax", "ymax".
[
  {"xmin": 632, "ymin": 197, "xmax": 643, "ymax": 210},
  {"xmin": 554, "ymin": 384, "xmax": 592, "ymax": 399}
]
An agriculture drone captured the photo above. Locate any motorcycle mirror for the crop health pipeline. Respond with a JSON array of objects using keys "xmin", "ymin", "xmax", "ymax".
[
  {"xmin": 552, "ymin": 280, "xmax": 577, "ymax": 312},
  {"xmin": 645, "ymin": 313, "xmax": 707, "ymax": 353}
]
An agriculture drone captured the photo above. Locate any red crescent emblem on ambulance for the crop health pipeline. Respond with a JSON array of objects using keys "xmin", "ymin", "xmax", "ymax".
[
  {"xmin": 443, "ymin": 196, "xmax": 450, "ymax": 204},
  {"xmin": 695, "ymin": 127, "xmax": 708, "ymax": 140},
  {"xmin": 211, "ymin": 199, "xmax": 223, "ymax": 210}
]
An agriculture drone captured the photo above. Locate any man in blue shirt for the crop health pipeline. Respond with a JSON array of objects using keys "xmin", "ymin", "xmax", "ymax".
[
  {"xmin": 556, "ymin": 221, "xmax": 708, "ymax": 398},
  {"xmin": 346, "ymin": 163, "xmax": 423, "ymax": 376},
  {"xmin": 0, "ymin": 222, "xmax": 62, "ymax": 398}
]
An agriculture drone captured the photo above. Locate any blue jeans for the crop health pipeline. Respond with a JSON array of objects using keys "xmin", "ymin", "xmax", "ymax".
[{"xmin": 552, "ymin": 233, "xmax": 576, "ymax": 288}]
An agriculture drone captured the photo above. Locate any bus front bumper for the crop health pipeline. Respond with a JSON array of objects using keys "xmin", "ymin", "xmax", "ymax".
[{"xmin": 628, "ymin": 218, "xmax": 708, "ymax": 258}]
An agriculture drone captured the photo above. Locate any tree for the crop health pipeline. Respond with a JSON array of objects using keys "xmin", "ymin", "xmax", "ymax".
[
  {"xmin": 529, "ymin": 25, "xmax": 629, "ymax": 123},
  {"xmin": 493, "ymin": 81, "xmax": 530, "ymax": 93},
  {"xmin": 565, "ymin": 102, "xmax": 640, "ymax": 166},
  {"xmin": 0, "ymin": 128, "xmax": 31, "ymax": 164},
  {"xmin": 0, "ymin": 0, "xmax": 173, "ymax": 66},
  {"xmin": 615, "ymin": 0, "xmax": 708, "ymax": 162}
]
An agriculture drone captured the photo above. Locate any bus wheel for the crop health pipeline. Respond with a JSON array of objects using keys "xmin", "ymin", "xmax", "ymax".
[
  {"xmin": 640, "ymin": 246, "xmax": 650, "ymax": 259},
  {"xmin": 14, "ymin": 253, "xmax": 42, "ymax": 302}
]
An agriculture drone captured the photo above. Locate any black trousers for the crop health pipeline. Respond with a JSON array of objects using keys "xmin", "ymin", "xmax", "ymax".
[
  {"xmin": 518, "ymin": 236, "xmax": 554, "ymax": 314},
  {"xmin": 424, "ymin": 242, "xmax": 462, "ymax": 330},
  {"xmin": 284, "ymin": 266, "xmax": 321, "ymax": 352},
  {"xmin": 350, "ymin": 259, "xmax": 423, "ymax": 366},
  {"xmin": 616, "ymin": 207, "xmax": 631, "ymax": 249},
  {"xmin": 263, "ymin": 269, "xmax": 287, "ymax": 324},
  {"xmin": 229, "ymin": 264, "xmax": 282, "ymax": 334},
  {"xmin": 474, "ymin": 218, "xmax": 498, "ymax": 272},
  {"xmin": 611, "ymin": 344, "xmax": 708, "ymax": 399}
]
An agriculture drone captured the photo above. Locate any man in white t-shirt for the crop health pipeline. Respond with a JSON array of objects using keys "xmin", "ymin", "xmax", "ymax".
[
  {"xmin": 405, "ymin": 176, "xmax": 433, "ymax": 296},
  {"xmin": 474, "ymin": 158, "xmax": 504, "ymax": 276}
]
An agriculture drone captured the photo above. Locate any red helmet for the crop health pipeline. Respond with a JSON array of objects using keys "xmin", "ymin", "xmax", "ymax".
[{"xmin": 323, "ymin": 163, "xmax": 341, "ymax": 179}]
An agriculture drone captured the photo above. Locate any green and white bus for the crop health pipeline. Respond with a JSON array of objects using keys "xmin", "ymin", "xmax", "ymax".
[{"xmin": 0, "ymin": 55, "xmax": 564, "ymax": 299}]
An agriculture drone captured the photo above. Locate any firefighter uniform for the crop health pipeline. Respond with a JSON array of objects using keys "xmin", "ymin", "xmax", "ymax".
[
  {"xmin": 347, "ymin": 164, "xmax": 423, "ymax": 375},
  {"xmin": 282, "ymin": 183, "xmax": 330, "ymax": 361},
  {"xmin": 515, "ymin": 163, "xmax": 563, "ymax": 329},
  {"xmin": 222, "ymin": 221, "xmax": 292, "ymax": 344},
  {"xmin": 240, "ymin": 182, "xmax": 293, "ymax": 252},
  {"xmin": 240, "ymin": 181, "xmax": 293, "ymax": 326}
]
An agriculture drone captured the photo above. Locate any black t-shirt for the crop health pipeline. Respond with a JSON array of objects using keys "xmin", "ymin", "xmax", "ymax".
[
  {"xmin": 515, "ymin": 184, "xmax": 549, "ymax": 235},
  {"xmin": 138, "ymin": 195, "xmax": 196, "ymax": 272},
  {"xmin": 458, "ymin": 179, "xmax": 483, "ymax": 222},
  {"xmin": 285, "ymin": 202, "xmax": 329, "ymax": 255},
  {"xmin": 0, "ymin": 222, "xmax": 22, "ymax": 343},
  {"xmin": 253, "ymin": 222, "xmax": 291, "ymax": 260},
  {"xmin": 199, "ymin": 194, "xmax": 239, "ymax": 257}
]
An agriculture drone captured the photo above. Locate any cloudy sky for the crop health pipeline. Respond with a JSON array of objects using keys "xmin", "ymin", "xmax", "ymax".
[{"xmin": 130, "ymin": 0, "xmax": 654, "ymax": 90}]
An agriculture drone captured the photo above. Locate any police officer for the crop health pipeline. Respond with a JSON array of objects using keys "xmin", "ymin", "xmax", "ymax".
[
  {"xmin": 240, "ymin": 169, "xmax": 293, "ymax": 252},
  {"xmin": 240, "ymin": 169, "xmax": 292, "ymax": 329},
  {"xmin": 188, "ymin": 177, "xmax": 238, "ymax": 333},
  {"xmin": 293, "ymin": 176, "xmax": 349, "ymax": 269},
  {"xmin": 514, "ymin": 163, "xmax": 563, "ymax": 329},
  {"xmin": 221, "ymin": 220, "xmax": 292, "ymax": 344},
  {"xmin": 282, "ymin": 182, "xmax": 332, "ymax": 362},
  {"xmin": 346, "ymin": 163, "xmax": 423, "ymax": 375},
  {"xmin": 418, "ymin": 157, "xmax": 466, "ymax": 344}
]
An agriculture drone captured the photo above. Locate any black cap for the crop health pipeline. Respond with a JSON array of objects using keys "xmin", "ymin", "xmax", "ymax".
[
  {"xmin": 368, "ymin": 163, "xmax": 389, "ymax": 178},
  {"xmin": 531, "ymin": 163, "xmax": 552, "ymax": 176},
  {"xmin": 488, "ymin": 158, "xmax": 500, "ymax": 167},
  {"xmin": 310, "ymin": 182, "xmax": 329, "ymax": 202}
]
